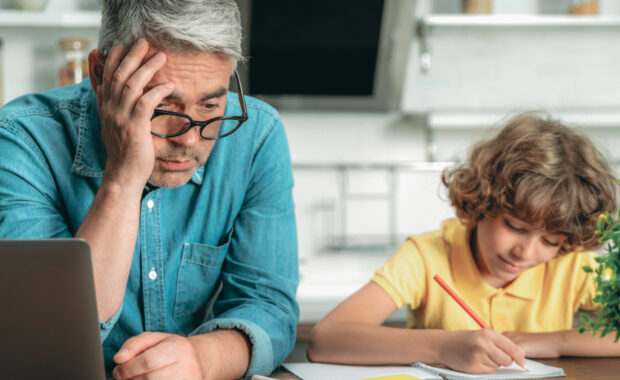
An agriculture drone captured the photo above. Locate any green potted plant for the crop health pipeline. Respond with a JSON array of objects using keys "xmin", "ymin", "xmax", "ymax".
[{"xmin": 580, "ymin": 212, "xmax": 620, "ymax": 342}]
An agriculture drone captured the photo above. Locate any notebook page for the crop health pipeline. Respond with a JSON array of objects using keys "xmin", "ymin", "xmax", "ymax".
[
  {"xmin": 283, "ymin": 362, "xmax": 442, "ymax": 380},
  {"xmin": 411, "ymin": 359, "xmax": 564, "ymax": 380}
]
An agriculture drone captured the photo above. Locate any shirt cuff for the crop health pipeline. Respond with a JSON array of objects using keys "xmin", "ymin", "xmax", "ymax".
[
  {"xmin": 99, "ymin": 306, "xmax": 122, "ymax": 342},
  {"xmin": 190, "ymin": 317, "xmax": 273, "ymax": 379}
]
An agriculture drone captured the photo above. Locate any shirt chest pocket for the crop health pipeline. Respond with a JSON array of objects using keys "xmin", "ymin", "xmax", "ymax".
[{"xmin": 174, "ymin": 240, "xmax": 230, "ymax": 318}]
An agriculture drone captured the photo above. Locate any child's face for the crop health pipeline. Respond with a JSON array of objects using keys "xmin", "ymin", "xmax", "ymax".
[{"xmin": 473, "ymin": 213, "xmax": 565, "ymax": 288}]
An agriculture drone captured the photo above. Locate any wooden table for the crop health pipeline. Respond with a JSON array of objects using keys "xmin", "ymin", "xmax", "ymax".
[
  {"xmin": 537, "ymin": 357, "xmax": 620, "ymax": 379},
  {"xmin": 269, "ymin": 357, "xmax": 620, "ymax": 379}
]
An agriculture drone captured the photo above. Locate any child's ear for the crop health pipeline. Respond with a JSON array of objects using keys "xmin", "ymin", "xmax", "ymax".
[{"xmin": 88, "ymin": 49, "xmax": 104, "ymax": 91}]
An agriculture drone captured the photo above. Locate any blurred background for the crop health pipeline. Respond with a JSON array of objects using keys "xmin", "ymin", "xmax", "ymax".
[{"xmin": 1, "ymin": 0, "xmax": 619, "ymax": 360}]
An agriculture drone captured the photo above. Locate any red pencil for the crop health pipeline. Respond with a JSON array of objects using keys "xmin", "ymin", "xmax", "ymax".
[
  {"xmin": 433, "ymin": 275, "xmax": 528, "ymax": 372},
  {"xmin": 433, "ymin": 274, "xmax": 489, "ymax": 329}
]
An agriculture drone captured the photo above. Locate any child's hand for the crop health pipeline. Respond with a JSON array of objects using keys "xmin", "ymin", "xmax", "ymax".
[
  {"xmin": 438, "ymin": 329, "xmax": 526, "ymax": 374},
  {"xmin": 503, "ymin": 331, "xmax": 561, "ymax": 358}
]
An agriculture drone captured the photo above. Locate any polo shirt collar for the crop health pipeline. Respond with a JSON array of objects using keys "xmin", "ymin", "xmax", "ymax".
[
  {"xmin": 503, "ymin": 263, "xmax": 544, "ymax": 300},
  {"xmin": 71, "ymin": 80, "xmax": 205, "ymax": 186},
  {"xmin": 448, "ymin": 218, "xmax": 543, "ymax": 301}
]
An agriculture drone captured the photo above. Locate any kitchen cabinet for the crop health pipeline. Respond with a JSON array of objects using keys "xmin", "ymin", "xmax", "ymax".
[
  {"xmin": 404, "ymin": 13, "xmax": 620, "ymax": 113},
  {"xmin": 400, "ymin": 3, "xmax": 620, "ymax": 162},
  {"xmin": 0, "ymin": 5, "xmax": 100, "ymax": 105}
]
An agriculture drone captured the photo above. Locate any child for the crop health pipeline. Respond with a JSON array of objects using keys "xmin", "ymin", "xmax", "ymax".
[{"xmin": 307, "ymin": 113, "xmax": 620, "ymax": 374}]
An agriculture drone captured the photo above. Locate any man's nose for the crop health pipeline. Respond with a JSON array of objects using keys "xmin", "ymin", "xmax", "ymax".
[{"xmin": 168, "ymin": 124, "xmax": 201, "ymax": 146}]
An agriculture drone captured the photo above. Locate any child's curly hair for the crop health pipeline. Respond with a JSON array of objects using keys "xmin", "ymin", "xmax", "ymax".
[{"xmin": 442, "ymin": 113, "xmax": 618, "ymax": 252}]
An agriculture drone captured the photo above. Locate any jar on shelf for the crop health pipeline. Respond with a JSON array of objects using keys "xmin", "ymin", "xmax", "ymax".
[
  {"xmin": 58, "ymin": 38, "xmax": 89, "ymax": 87},
  {"xmin": 463, "ymin": 0, "xmax": 492, "ymax": 14},
  {"xmin": 14, "ymin": 0, "xmax": 48, "ymax": 11},
  {"xmin": 568, "ymin": 1, "xmax": 598, "ymax": 15}
]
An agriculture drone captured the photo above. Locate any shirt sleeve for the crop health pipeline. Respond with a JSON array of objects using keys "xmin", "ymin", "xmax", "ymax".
[
  {"xmin": 573, "ymin": 251, "xmax": 600, "ymax": 312},
  {"xmin": 371, "ymin": 238, "xmax": 428, "ymax": 310},
  {"xmin": 190, "ymin": 115, "xmax": 299, "ymax": 379},
  {"xmin": 0, "ymin": 121, "xmax": 72, "ymax": 238},
  {"xmin": 0, "ymin": 121, "xmax": 122, "ymax": 340}
]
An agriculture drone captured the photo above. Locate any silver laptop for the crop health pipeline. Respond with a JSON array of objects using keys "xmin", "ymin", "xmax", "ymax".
[{"xmin": 0, "ymin": 239, "xmax": 106, "ymax": 380}]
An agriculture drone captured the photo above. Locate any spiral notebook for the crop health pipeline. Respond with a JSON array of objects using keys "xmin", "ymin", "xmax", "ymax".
[{"xmin": 412, "ymin": 359, "xmax": 564, "ymax": 380}]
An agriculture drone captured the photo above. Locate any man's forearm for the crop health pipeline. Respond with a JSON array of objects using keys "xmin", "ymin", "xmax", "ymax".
[
  {"xmin": 189, "ymin": 329, "xmax": 251, "ymax": 379},
  {"xmin": 76, "ymin": 177, "xmax": 142, "ymax": 321}
]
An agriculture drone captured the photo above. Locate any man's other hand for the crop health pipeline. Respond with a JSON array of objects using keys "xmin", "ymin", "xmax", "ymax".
[{"xmin": 112, "ymin": 332, "xmax": 204, "ymax": 380}]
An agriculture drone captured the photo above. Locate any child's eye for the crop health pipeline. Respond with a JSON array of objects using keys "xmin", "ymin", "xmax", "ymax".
[
  {"xmin": 542, "ymin": 237, "xmax": 560, "ymax": 247},
  {"xmin": 504, "ymin": 219, "xmax": 523, "ymax": 232}
]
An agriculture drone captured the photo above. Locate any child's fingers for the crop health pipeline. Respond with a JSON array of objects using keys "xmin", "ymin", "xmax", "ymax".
[
  {"xmin": 487, "ymin": 345, "xmax": 515, "ymax": 368},
  {"xmin": 494, "ymin": 333, "xmax": 527, "ymax": 367}
]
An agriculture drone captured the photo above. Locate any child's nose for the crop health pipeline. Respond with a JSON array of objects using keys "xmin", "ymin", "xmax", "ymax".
[{"xmin": 513, "ymin": 237, "xmax": 537, "ymax": 261}]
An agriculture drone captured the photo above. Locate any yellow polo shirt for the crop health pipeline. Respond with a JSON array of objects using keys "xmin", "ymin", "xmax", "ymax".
[{"xmin": 372, "ymin": 218, "xmax": 598, "ymax": 332}]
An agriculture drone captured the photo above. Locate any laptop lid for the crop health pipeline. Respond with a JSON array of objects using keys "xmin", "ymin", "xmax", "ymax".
[{"xmin": 0, "ymin": 239, "xmax": 106, "ymax": 380}]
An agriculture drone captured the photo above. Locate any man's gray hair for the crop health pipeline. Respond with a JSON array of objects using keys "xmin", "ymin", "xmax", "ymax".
[{"xmin": 99, "ymin": 0, "xmax": 243, "ymax": 67}]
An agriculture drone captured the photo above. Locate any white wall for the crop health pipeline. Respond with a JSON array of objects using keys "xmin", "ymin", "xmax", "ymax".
[{"xmin": 2, "ymin": 0, "xmax": 620, "ymax": 322}]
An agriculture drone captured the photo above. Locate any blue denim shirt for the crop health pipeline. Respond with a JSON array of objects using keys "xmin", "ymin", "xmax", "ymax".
[{"xmin": 0, "ymin": 79, "xmax": 299, "ymax": 378}]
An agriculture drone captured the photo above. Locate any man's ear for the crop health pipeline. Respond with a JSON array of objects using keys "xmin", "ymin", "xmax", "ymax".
[{"xmin": 88, "ymin": 49, "xmax": 104, "ymax": 91}]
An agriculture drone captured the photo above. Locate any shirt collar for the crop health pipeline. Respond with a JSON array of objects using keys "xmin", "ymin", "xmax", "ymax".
[
  {"xmin": 448, "ymin": 218, "xmax": 543, "ymax": 301},
  {"xmin": 502, "ymin": 263, "xmax": 544, "ymax": 300},
  {"xmin": 71, "ymin": 80, "xmax": 204, "ymax": 186}
]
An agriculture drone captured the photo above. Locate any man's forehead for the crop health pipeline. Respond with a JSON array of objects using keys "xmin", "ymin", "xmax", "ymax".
[
  {"xmin": 145, "ymin": 47, "xmax": 233, "ymax": 70},
  {"xmin": 143, "ymin": 48, "xmax": 233, "ymax": 98},
  {"xmin": 163, "ymin": 88, "xmax": 228, "ymax": 102}
]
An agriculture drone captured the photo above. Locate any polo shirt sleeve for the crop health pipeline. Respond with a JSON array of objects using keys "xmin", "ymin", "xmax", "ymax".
[
  {"xmin": 372, "ymin": 238, "xmax": 428, "ymax": 310},
  {"xmin": 191, "ymin": 114, "xmax": 298, "ymax": 379},
  {"xmin": 573, "ymin": 251, "xmax": 600, "ymax": 311}
]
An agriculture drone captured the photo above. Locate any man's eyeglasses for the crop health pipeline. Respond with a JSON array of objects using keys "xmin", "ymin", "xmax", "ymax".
[{"xmin": 150, "ymin": 70, "xmax": 248, "ymax": 140}]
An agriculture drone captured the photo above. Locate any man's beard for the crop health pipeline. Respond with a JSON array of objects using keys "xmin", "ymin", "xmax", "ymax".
[
  {"xmin": 156, "ymin": 146, "xmax": 205, "ymax": 165},
  {"xmin": 148, "ymin": 146, "xmax": 211, "ymax": 188}
]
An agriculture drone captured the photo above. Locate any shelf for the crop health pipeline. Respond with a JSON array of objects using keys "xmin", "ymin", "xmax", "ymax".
[
  {"xmin": 427, "ymin": 110, "xmax": 620, "ymax": 129},
  {"xmin": 421, "ymin": 14, "xmax": 620, "ymax": 27},
  {"xmin": 292, "ymin": 161, "xmax": 453, "ymax": 171},
  {"xmin": 0, "ymin": 10, "xmax": 100, "ymax": 28}
]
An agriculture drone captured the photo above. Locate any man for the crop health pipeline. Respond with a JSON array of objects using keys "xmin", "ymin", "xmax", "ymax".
[{"xmin": 0, "ymin": 1, "xmax": 299, "ymax": 379}]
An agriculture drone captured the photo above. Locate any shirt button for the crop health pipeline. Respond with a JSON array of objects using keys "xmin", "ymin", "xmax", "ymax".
[
  {"xmin": 146, "ymin": 199, "xmax": 155, "ymax": 209},
  {"xmin": 148, "ymin": 268, "xmax": 157, "ymax": 280}
]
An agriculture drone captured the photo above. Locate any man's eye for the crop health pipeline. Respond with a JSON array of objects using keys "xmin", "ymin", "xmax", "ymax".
[{"xmin": 203, "ymin": 103, "xmax": 218, "ymax": 111}]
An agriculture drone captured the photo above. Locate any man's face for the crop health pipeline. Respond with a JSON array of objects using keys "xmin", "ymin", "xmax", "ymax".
[
  {"xmin": 473, "ymin": 213, "xmax": 565, "ymax": 288},
  {"xmin": 144, "ymin": 49, "xmax": 233, "ymax": 188}
]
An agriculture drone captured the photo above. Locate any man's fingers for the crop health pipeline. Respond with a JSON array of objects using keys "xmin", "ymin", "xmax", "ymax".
[
  {"xmin": 113, "ymin": 341, "xmax": 175, "ymax": 379},
  {"xmin": 101, "ymin": 43, "xmax": 124, "ymax": 101},
  {"xmin": 118, "ymin": 51, "xmax": 168, "ymax": 113},
  {"xmin": 118, "ymin": 363, "xmax": 178, "ymax": 380},
  {"xmin": 109, "ymin": 39, "xmax": 150, "ymax": 106},
  {"xmin": 133, "ymin": 83, "xmax": 175, "ymax": 121},
  {"xmin": 114, "ymin": 331, "xmax": 169, "ymax": 364}
]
